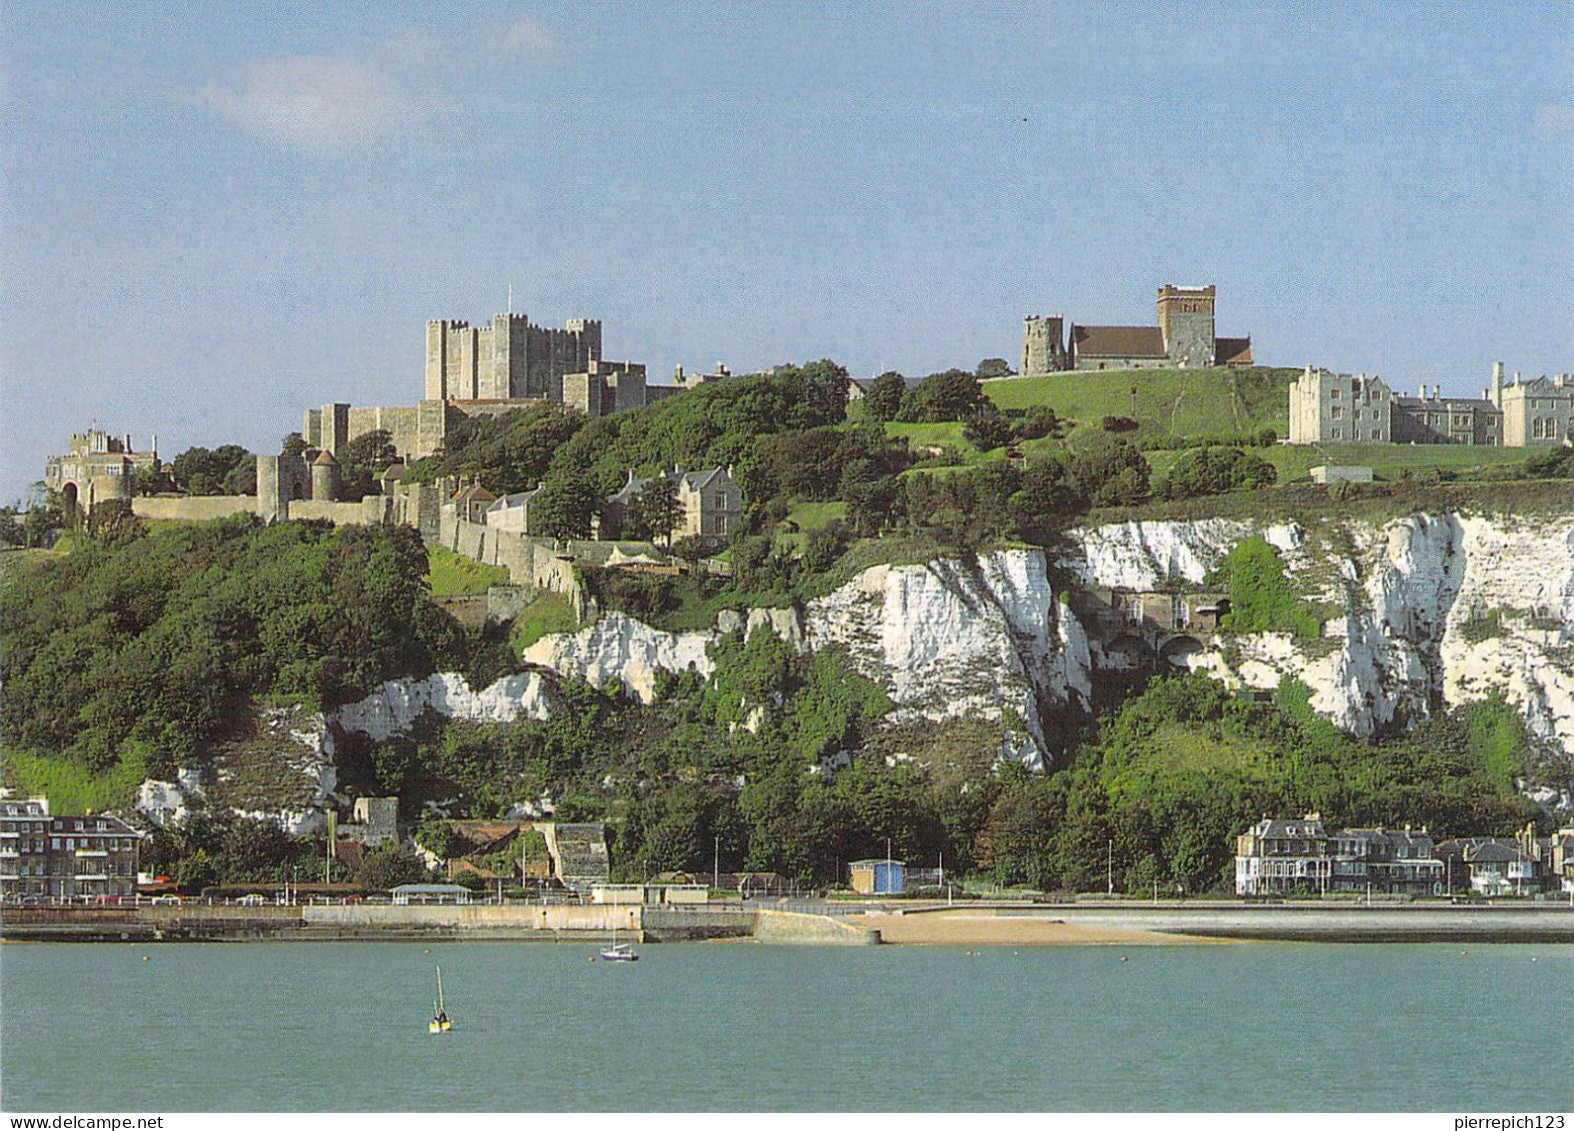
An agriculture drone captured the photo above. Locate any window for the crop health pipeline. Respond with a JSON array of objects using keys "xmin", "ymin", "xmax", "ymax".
[
  {"xmin": 1331, "ymin": 406, "xmax": 1344, "ymax": 420},
  {"xmin": 1331, "ymin": 428, "xmax": 1342, "ymax": 440},
  {"xmin": 50, "ymin": 838, "xmax": 59, "ymax": 850},
  {"xmin": 1329, "ymin": 388, "xmax": 1341, "ymax": 399}
]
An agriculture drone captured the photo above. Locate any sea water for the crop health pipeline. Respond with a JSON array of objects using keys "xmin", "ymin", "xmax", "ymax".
[{"xmin": 2, "ymin": 941, "xmax": 1569, "ymax": 1112}]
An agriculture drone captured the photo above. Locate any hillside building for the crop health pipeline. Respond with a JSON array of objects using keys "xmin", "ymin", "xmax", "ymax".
[
  {"xmin": 1489, "ymin": 362, "xmax": 1574, "ymax": 447},
  {"xmin": 601, "ymin": 467, "xmax": 741, "ymax": 542},
  {"xmin": 44, "ymin": 429, "xmax": 160, "ymax": 518},
  {"xmin": 1289, "ymin": 362, "xmax": 1571, "ymax": 449},
  {"xmin": 1287, "ymin": 368, "xmax": 1395, "ymax": 444},
  {"xmin": 1021, "ymin": 285, "xmax": 1253, "ymax": 375}
]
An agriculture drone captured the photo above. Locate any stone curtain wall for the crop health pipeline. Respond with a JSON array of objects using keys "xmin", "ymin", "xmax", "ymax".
[
  {"xmin": 438, "ymin": 510, "xmax": 589, "ymax": 619},
  {"xmin": 133, "ymin": 496, "xmax": 258, "ymax": 521}
]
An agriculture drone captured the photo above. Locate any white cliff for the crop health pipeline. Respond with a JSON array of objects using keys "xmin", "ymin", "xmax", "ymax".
[
  {"xmin": 520, "ymin": 549, "xmax": 1090, "ymax": 769},
  {"xmin": 136, "ymin": 671, "xmax": 556, "ymax": 829},
  {"xmin": 521, "ymin": 612, "xmax": 715, "ymax": 703},
  {"xmin": 1059, "ymin": 511, "xmax": 1574, "ymax": 770},
  {"xmin": 1063, "ymin": 518, "xmax": 1305, "ymax": 590}
]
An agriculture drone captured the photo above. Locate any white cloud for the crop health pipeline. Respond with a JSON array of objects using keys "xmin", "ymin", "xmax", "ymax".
[
  {"xmin": 185, "ymin": 56, "xmax": 402, "ymax": 151},
  {"xmin": 182, "ymin": 17, "xmax": 556, "ymax": 151}
]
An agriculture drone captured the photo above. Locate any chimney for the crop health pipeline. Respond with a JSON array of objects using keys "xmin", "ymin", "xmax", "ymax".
[
  {"xmin": 1417, "ymin": 382, "xmax": 1425, "ymax": 398},
  {"xmin": 1432, "ymin": 385, "xmax": 1440, "ymax": 400}
]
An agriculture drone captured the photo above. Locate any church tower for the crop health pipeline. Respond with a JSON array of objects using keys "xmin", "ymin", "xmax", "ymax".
[
  {"xmin": 1156, "ymin": 285, "xmax": 1216, "ymax": 368},
  {"xmin": 1021, "ymin": 315, "xmax": 1068, "ymax": 376}
]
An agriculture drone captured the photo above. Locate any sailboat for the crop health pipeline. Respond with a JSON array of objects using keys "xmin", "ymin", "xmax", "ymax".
[
  {"xmin": 428, "ymin": 965, "xmax": 453, "ymax": 1033},
  {"xmin": 599, "ymin": 922, "xmax": 639, "ymax": 962}
]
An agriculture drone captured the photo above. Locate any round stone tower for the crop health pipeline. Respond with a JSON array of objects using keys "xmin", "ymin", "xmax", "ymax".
[{"xmin": 310, "ymin": 449, "xmax": 340, "ymax": 502}]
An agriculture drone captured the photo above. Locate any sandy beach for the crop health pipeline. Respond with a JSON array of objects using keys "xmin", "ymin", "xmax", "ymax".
[{"xmin": 859, "ymin": 909, "xmax": 1227, "ymax": 946}]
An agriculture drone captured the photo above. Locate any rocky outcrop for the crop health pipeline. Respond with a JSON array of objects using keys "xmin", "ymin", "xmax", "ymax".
[
  {"xmin": 518, "ymin": 549, "xmax": 1090, "ymax": 769},
  {"xmin": 1062, "ymin": 518, "xmax": 1305, "ymax": 590},
  {"xmin": 1069, "ymin": 512, "xmax": 1574, "ymax": 767},
  {"xmin": 135, "ymin": 672, "xmax": 556, "ymax": 830},
  {"xmin": 329, "ymin": 671, "xmax": 554, "ymax": 741},
  {"xmin": 521, "ymin": 612, "xmax": 715, "ymax": 703}
]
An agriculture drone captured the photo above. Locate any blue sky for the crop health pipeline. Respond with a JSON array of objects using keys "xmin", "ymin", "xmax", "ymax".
[{"xmin": 2, "ymin": 1, "xmax": 1570, "ymax": 502}]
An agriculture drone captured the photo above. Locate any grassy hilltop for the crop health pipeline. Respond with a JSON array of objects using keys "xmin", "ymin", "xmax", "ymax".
[{"xmin": 983, "ymin": 365, "xmax": 1295, "ymax": 440}]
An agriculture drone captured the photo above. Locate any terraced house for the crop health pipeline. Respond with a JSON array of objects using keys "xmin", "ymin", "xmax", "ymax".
[
  {"xmin": 1234, "ymin": 816, "xmax": 1445, "ymax": 897},
  {"xmin": 0, "ymin": 796, "xmax": 142, "ymax": 902}
]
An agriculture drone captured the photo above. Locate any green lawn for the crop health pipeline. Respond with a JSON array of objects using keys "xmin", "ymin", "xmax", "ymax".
[
  {"xmin": 983, "ymin": 366, "xmax": 1297, "ymax": 442},
  {"xmin": 426, "ymin": 544, "xmax": 511, "ymax": 596},
  {"xmin": 782, "ymin": 500, "xmax": 848, "ymax": 532},
  {"xmin": 1145, "ymin": 441, "xmax": 1532, "ymax": 484},
  {"xmin": 509, "ymin": 591, "xmax": 581, "ymax": 650}
]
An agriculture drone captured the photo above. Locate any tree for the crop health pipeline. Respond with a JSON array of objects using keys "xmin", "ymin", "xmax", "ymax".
[
  {"xmin": 899, "ymin": 369, "xmax": 989, "ymax": 423},
  {"xmin": 281, "ymin": 432, "xmax": 309, "ymax": 459},
  {"xmin": 222, "ymin": 460, "xmax": 257, "ymax": 497},
  {"xmin": 1159, "ymin": 446, "xmax": 1277, "ymax": 500},
  {"xmin": 1069, "ymin": 436, "xmax": 1150, "ymax": 507},
  {"xmin": 532, "ymin": 470, "xmax": 602, "ymax": 541},
  {"xmin": 636, "ymin": 475, "xmax": 682, "ymax": 549},
  {"xmin": 83, "ymin": 498, "xmax": 146, "ymax": 548},
  {"xmin": 864, "ymin": 371, "xmax": 907, "ymax": 422},
  {"xmin": 134, "ymin": 463, "xmax": 175, "ymax": 496},
  {"xmin": 356, "ymin": 845, "xmax": 431, "ymax": 891},
  {"xmin": 413, "ymin": 818, "xmax": 460, "ymax": 860},
  {"xmin": 171, "ymin": 445, "xmax": 251, "ymax": 495},
  {"xmin": 0, "ymin": 509, "xmax": 23, "ymax": 547},
  {"xmin": 963, "ymin": 410, "xmax": 1013, "ymax": 452},
  {"xmin": 976, "ymin": 358, "xmax": 1013, "ymax": 379},
  {"xmin": 1010, "ymin": 455, "xmax": 1085, "ymax": 533},
  {"xmin": 670, "ymin": 534, "xmax": 717, "ymax": 574},
  {"xmin": 339, "ymin": 430, "xmax": 398, "ymax": 500}
]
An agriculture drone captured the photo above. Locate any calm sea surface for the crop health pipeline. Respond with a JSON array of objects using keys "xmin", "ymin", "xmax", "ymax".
[{"xmin": 2, "ymin": 940, "xmax": 1570, "ymax": 1112}]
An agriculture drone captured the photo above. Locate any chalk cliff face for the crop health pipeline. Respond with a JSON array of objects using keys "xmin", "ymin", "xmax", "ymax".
[
  {"xmin": 136, "ymin": 672, "xmax": 555, "ymax": 831},
  {"xmin": 516, "ymin": 511, "xmax": 1573, "ymax": 790},
  {"xmin": 137, "ymin": 510, "xmax": 1574, "ymax": 823},
  {"xmin": 1062, "ymin": 513, "xmax": 1574, "ymax": 776},
  {"xmin": 516, "ymin": 549, "xmax": 1091, "ymax": 769}
]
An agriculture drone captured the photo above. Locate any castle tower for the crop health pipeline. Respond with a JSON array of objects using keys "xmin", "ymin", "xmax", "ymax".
[
  {"xmin": 311, "ymin": 450, "xmax": 340, "ymax": 502},
  {"xmin": 1156, "ymin": 285, "xmax": 1216, "ymax": 368},
  {"xmin": 1021, "ymin": 315, "xmax": 1067, "ymax": 376}
]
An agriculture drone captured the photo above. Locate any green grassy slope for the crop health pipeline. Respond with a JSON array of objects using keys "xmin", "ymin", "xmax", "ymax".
[{"xmin": 983, "ymin": 366, "xmax": 1296, "ymax": 442}]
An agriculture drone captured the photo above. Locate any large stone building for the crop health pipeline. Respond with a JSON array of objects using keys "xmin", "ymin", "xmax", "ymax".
[
  {"xmin": 1289, "ymin": 362, "xmax": 1570, "ymax": 448},
  {"xmin": 302, "ymin": 311, "xmax": 675, "ymax": 467},
  {"xmin": 1021, "ymin": 285, "xmax": 1253, "ymax": 375},
  {"xmin": 1234, "ymin": 815, "xmax": 1444, "ymax": 897},
  {"xmin": 44, "ymin": 429, "xmax": 161, "ymax": 518},
  {"xmin": 1287, "ymin": 367, "xmax": 1395, "ymax": 444},
  {"xmin": 0, "ymin": 796, "xmax": 143, "ymax": 902},
  {"xmin": 1490, "ymin": 363, "xmax": 1574, "ymax": 446},
  {"xmin": 600, "ymin": 467, "xmax": 742, "ymax": 541}
]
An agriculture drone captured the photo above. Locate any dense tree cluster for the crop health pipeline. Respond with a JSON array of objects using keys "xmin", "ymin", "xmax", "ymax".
[
  {"xmin": 1, "ymin": 515, "xmax": 462, "ymax": 779},
  {"xmin": 1157, "ymin": 446, "xmax": 1278, "ymax": 499}
]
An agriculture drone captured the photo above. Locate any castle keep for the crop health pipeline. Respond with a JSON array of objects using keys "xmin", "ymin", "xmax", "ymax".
[
  {"xmin": 302, "ymin": 311, "xmax": 670, "ymax": 466},
  {"xmin": 425, "ymin": 314, "xmax": 602, "ymax": 402},
  {"xmin": 1021, "ymin": 285, "xmax": 1253, "ymax": 375}
]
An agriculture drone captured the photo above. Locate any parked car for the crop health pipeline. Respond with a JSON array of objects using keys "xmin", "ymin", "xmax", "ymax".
[{"xmin": 237, "ymin": 893, "xmax": 266, "ymax": 906}]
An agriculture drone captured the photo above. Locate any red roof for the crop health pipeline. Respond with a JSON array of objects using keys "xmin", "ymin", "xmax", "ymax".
[
  {"xmin": 1072, "ymin": 325, "xmax": 1166, "ymax": 358},
  {"xmin": 1215, "ymin": 337, "xmax": 1253, "ymax": 365}
]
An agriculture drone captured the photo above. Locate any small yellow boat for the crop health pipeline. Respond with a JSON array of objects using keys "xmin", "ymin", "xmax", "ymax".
[{"xmin": 428, "ymin": 964, "xmax": 453, "ymax": 1034}]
